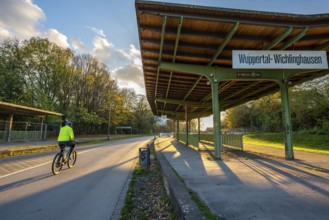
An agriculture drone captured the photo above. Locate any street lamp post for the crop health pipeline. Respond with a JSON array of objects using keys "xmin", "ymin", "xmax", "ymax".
[{"xmin": 107, "ymin": 102, "xmax": 111, "ymax": 140}]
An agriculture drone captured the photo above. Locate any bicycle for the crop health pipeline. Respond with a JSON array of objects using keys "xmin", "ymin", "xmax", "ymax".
[{"xmin": 52, "ymin": 144, "xmax": 77, "ymax": 175}]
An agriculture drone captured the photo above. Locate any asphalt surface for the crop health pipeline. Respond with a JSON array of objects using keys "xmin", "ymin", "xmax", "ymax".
[
  {"xmin": 155, "ymin": 137, "xmax": 329, "ymax": 220},
  {"xmin": 1, "ymin": 136, "xmax": 329, "ymax": 219},
  {"xmin": 0, "ymin": 136, "xmax": 109, "ymax": 151},
  {"xmin": 0, "ymin": 137, "xmax": 152, "ymax": 220}
]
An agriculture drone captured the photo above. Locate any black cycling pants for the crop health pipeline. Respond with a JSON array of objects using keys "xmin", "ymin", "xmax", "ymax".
[{"xmin": 58, "ymin": 141, "xmax": 75, "ymax": 154}]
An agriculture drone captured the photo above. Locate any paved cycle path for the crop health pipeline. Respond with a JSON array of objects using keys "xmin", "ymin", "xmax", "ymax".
[
  {"xmin": 155, "ymin": 138, "xmax": 329, "ymax": 220},
  {"xmin": 0, "ymin": 136, "xmax": 109, "ymax": 151}
]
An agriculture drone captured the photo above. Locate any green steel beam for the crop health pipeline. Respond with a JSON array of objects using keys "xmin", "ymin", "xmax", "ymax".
[
  {"xmin": 208, "ymin": 22, "xmax": 239, "ymax": 66},
  {"xmin": 201, "ymin": 81, "xmax": 225, "ymax": 102},
  {"xmin": 173, "ymin": 17, "xmax": 183, "ymax": 61},
  {"xmin": 158, "ymin": 110, "xmax": 212, "ymax": 120},
  {"xmin": 315, "ymin": 40, "xmax": 329, "ymax": 50},
  {"xmin": 159, "ymin": 62, "xmax": 304, "ymax": 114},
  {"xmin": 155, "ymin": 67, "xmax": 160, "ymax": 97},
  {"xmin": 179, "ymin": 22, "xmax": 239, "ymax": 109},
  {"xmin": 139, "ymin": 7, "xmax": 328, "ymax": 28},
  {"xmin": 160, "ymin": 62, "xmax": 302, "ymax": 81},
  {"xmin": 174, "ymin": 105, "xmax": 180, "ymax": 113},
  {"xmin": 164, "ymin": 17, "xmax": 183, "ymax": 109},
  {"xmin": 264, "ymin": 26, "xmax": 293, "ymax": 50},
  {"xmin": 159, "ymin": 62, "xmax": 212, "ymax": 78},
  {"xmin": 183, "ymin": 76, "xmax": 203, "ymax": 100},
  {"xmin": 219, "ymin": 24, "xmax": 290, "ymax": 104},
  {"xmin": 220, "ymin": 82, "xmax": 278, "ymax": 109},
  {"xmin": 156, "ymin": 98, "xmax": 212, "ymax": 108},
  {"xmin": 155, "ymin": 16, "xmax": 167, "ymax": 98},
  {"xmin": 240, "ymin": 82, "xmax": 277, "ymax": 99},
  {"xmin": 159, "ymin": 62, "xmax": 214, "ymax": 111},
  {"xmin": 164, "ymin": 70, "xmax": 173, "ymax": 108},
  {"xmin": 222, "ymin": 96, "xmax": 263, "ymax": 109},
  {"xmin": 221, "ymin": 99, "xmax": 249, "ymax": 110},
  {"xmin": 278, "ymin": 27, "xmax": 308, "ymax": 50},
  {"xmin": 203, "ymin": 81, "xmax": 237, "ymax": 103},
  {"xmin": 157, "ymin": 98, "xmax": 191, "ymax": 105},
  {"xmin": 223, "ymin": 81, "xmax": 261, "ymax": 100},
  {"xmin": 289, "ymin": 69, "xmax": 329, "ymax": 86}
]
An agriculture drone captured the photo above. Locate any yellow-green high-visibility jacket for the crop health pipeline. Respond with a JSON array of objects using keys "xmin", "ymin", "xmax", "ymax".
[{"xmin": 58, "ymin": 125, "xmax": 74, "ymax": 141}]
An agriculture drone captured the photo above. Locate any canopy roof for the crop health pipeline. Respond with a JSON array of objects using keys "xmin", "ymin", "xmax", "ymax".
[
  {"xmin": 135, "ymin": 1, "xmax": 329, "ymax": 119},
  {"xmin": 0, "ymin": 101, "xmax": 62, "ymax": 117}
]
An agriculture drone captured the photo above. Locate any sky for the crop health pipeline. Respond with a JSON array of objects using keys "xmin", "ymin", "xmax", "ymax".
[{"xmin": 1, "ymin": 0, "xmax": 329, "ymax": 129}]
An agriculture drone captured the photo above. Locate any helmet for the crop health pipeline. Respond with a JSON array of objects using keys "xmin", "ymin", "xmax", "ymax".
[{"xmin": 65, "ymin": 121, "xmax": 72, "ymax": 126}]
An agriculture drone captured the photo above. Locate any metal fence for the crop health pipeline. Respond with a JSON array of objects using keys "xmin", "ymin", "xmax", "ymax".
[
  {"xmin": 0, "ymin": 121, "xmax": 7, "ymax": 142},
  {"xmin": 178, "ymin": 133, "xmax": 199, "ymax": 148},
  {"xmin": 0, "ymin": 121, "xmax": 60, "ymax": 142},
  {"xmin": 178, "ymin": 133, "xmax": 244, "ymax": 150}
]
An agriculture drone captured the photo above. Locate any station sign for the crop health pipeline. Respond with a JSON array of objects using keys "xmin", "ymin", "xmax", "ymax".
[{"xmin": 232, "ymin": 50, "xmax": 328, "ymax": 69}]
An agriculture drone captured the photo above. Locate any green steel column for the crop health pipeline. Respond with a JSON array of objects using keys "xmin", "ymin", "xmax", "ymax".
[
  {"xmin": 173, "ymin": 119, "xmax": 176, "ymax": 138},
  {"xmin": 185, "ymin": 106, "xmax": 189, "ymax": 146},
  {"xmin": 280, "ymin": 80, "xmax": 294, "ymax": 159},
  {"xmin": 177, "ymin": 119, "xmax": 180, "ymax": 141},
  {"xmin": 198, "ymin": 117, "xmax": 201, "ymax": 141},
  {"xmin": 211, "ymin": 78, "xmax": 221, "ymax": 159}
]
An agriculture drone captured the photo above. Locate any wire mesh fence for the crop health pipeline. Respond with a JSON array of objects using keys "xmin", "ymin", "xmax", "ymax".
[{"xmin": 0, "ymin": 121, "xmax": 60, "ymax": 142}]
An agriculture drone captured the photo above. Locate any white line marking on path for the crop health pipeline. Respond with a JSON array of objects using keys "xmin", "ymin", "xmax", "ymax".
[{"xmin": 0, "ymin": 148, "xmax": 97, "ymax": 179}]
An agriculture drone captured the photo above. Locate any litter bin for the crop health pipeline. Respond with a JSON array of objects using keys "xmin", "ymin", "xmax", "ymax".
[{"xmin": 139, "ymin": 147, "xmax": 150, "ymax": 168}]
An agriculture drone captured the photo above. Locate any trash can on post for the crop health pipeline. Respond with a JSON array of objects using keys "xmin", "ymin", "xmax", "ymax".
[{"xmin": 139, "ymin": 147, "xmax": 150, "ymax": 168}]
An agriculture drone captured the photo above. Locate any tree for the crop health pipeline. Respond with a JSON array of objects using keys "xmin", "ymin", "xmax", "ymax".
[
  {"xmin": 134, "ymin": 95, "xmax": 154, "ymax": 133},
  {"xmin": 0, "ymin": 37, "xmax": 157, "ymax": 135},
  {"xmin": 0, "ymin": 39, "xmax": 25, "ymax": 102},
  {"xmin": 224, "ymin": 94, "xmax": 282, "ymax": 132},
  {"xmin": 20, "ymin": 37, "xmax": 74, "ymax": 111}
]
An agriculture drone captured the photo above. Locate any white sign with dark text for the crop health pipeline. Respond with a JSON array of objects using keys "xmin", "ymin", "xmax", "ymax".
[{"xmin": 232, "ymin": 50, "xmax": 328, "ymax": 69}]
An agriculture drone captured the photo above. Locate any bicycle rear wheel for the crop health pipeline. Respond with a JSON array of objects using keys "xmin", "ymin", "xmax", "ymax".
[
  {"xmin": 67, "ymin": 150, "xmax": 77, "ymax": 168},
  {"xmin": 52, "ymin": 153, "xmax": 63, "ymax": 175}
]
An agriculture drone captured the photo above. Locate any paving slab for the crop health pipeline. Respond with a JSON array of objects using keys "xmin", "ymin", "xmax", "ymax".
[{"xmin": 155, "ymin": 137, "xmax": 329, "ymax": 220}]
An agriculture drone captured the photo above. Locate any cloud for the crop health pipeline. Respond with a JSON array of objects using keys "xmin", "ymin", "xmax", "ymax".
[
  {"xmin": 72, "ymin": 37, "xmax": 89, "ymax": 53},
  {"xmin": 89, "ymin": 26, "xmax": 106, "ymax": 38},
  {"xmin": 0, "ymin": 0, "xmax": 71, "ymax": 49},
  {"xmin": 0, "ymin": 27, "xmax": 11, "ymax": 40},
  {"xmin": 43, "ymin": 29, "xmax": 70, "ymax": 48},
  {"xmin": 0, "ymin": 0, "xmax": 45, "ymax": 41},
  {"xmin": 129, "ymin": 44, "xmax": 142, "ymax": 66},
  {"xmin": 92, "ymin": 35, "xmax": 130, "ymax": 69},
  {"xmin": 0, "ymin": 1, "xmax": 145, "ymax": 94},
  {"xmin": 113, "ymin": 64, "xmax": 144, "ymax": 88},
  {"xmin": 90, "ymin": 33, "xmax": 144, "ymax": 94}
]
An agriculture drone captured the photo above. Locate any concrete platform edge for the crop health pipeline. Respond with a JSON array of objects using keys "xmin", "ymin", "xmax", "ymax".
[{"xmin": 154, "ymin": 142, "xmax": 205, "ymax": 220}]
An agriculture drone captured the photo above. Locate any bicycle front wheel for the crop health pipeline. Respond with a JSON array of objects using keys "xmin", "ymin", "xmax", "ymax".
[
  {"xmin": 52, "ymin": 153, "xmax": 63, "ymax": 175},
  {"xmin": 67, "ymin": 150, "xmax": 77, "ymax": 168}
]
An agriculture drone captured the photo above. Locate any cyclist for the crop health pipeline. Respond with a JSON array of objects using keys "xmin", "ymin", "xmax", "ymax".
[{"xmin": 57, "ymin": 121, "xmax": 75, "ymax": 159}]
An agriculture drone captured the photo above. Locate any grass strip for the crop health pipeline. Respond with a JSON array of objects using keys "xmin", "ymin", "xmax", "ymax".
[
  {"xmin": 243, "ymin": 132, "xmax": 329, "ymax": 154},
  {"xmin": 188, "ymin": 189, "xmax": 221, "ymax": 220},
  {"xmin": 120, "ymin": 158, "xmax": 176, "ymax": 220},
  {"xmin": 120, "ymin": 165, "xmax": 140, "ymax": 219}
]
